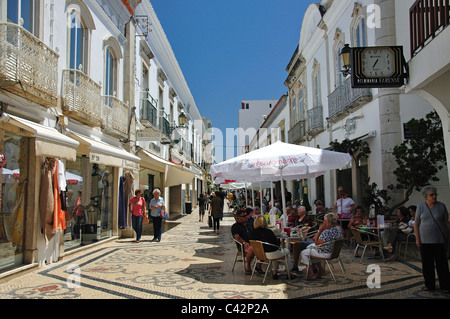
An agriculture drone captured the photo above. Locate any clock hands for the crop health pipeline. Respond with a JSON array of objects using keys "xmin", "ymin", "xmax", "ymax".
[{"xmin": 372, "ymin": 59, "xmax": 379, "ymax": 68}]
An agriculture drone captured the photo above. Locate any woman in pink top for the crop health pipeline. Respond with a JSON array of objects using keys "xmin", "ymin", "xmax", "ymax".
[{"xmin": 129, "ymin": 189, "xmax": 146, "ymax": 243}]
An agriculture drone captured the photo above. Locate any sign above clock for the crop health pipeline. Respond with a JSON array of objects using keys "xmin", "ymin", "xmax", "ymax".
[{"xmin": 351, "ymin": 46, "xmax": 407, "ymax": 89}]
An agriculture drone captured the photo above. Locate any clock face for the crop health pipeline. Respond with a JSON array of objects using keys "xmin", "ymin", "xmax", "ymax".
[{"xmin": 361, "ymin": 48, "xmax": 395, "ymax": 78}]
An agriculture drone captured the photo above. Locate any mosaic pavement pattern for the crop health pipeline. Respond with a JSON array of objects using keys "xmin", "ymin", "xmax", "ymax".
[{"xmin": 1, "ymin": 206, "xmax": 449, "ymax": 300}]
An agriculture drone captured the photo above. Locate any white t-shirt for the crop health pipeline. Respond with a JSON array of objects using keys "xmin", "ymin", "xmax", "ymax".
[{"xmin": 335, "ymin": 197, "xmax": 355, "ymax": 217}]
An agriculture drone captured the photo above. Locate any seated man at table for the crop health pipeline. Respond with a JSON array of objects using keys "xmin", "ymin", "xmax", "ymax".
[{"xmin": 232, "ymin": 209, "xmax": 259, "ymax": 275}]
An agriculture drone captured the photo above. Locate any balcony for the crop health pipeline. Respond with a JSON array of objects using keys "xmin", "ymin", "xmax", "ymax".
[
  {"xmin": 140, "ymin": 92, "xmax": 158, "ymax": 128},
  {"xmin": 307, "ymin": 105, "xmax": 324, "ymax": 133},
  {"xmin": 62, "ymin": 69, "xmax": 102, "ymax": 127},
  {"xmin": 288, "ymin": 120, "xmax": 306, "ymax": 144},
  {"xmin": 410, "ymin": 0, "xmax": 450, "ymax": 56},
  {"xmin": 0, "ymin": 23, "xmax": 59, "ymax": 107},
  {"xmin": 102, "ymin": 96, "xmax": 129, "ymax": 139},
  {"xmin": 328, "ymin": 77, "xmax": 372, "ymax": 120}
]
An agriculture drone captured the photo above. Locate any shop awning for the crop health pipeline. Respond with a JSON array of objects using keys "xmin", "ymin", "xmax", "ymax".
[
  {"xmin": 138, "ymin": 149, "xmax": 172, "ymax": 173},
  {"xmin": 166, "ymin": 165, "xmax": 195, "ymax": 187},
  {"xmin": 70, "ymin": 132, "xmax": 140, "ymax": 169},
  {"xmin": 5, "ymin": 115, "xmax": 79, "ymax": 161}
]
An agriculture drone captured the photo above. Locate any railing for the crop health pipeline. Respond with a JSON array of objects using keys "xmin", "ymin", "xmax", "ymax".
[
  {"xmin": 62, "ymin": 69, "xmax": 102, "ymax": 127},
  {"xmin": 307, "ymin": 105, "xmax": 324, "ymax": 131},
  {"xmin": 0, "ymin": 23, "xmax": 59, "ymax": 107},
  {"xmin": 288, "ymin": 120, "xmax": 306, "ymax": 144},
  {"xmin": 410, "ymin": 0, "xmax": 450, "ymax": 56},
  {"xmin": 102, "ymin": 96, "xmax": 129, "ymax": 138},
  {"xmin": 140, "ymin": 92, "xmax": 158, "ymax": 128},
  {"xmin": 328, "ymin": 77, "xmax": 372, "ymax": 119},
  {"xmin": 160, "ymin": 116, "xmax": 171, "ymax": 137}
]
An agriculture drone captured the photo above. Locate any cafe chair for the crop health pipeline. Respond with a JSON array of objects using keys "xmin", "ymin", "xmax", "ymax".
[
  {"xmin": 351, "ymin": 229, "xmax": 385, "ymax": 263},
  {"xmin": 249, "ymin": 240, "xmax": 291, "ymax": 284},
  {"xmin": 305, "ymin": 238, "xmax": 347, "ymax": 283},
  {"xmin": 232, "ymin": 238, "xmax": 246, "ymax": 272},
  {"xmin": 397, "ymin": 233, "xmax": 418, "ymax": 261}
]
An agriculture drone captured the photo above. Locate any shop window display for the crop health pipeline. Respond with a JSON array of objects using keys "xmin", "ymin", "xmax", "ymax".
[
  {"xmin": 65, "ymin": 159, "xmax": 114, "ymax": 249},
  {"xmin": 0, "ymin": 133, "xmax": 26, "ymax": 271}
]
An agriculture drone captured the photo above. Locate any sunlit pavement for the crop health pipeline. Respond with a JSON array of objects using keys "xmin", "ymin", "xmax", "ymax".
[{"xmin": 0, "ymin": 203, "xmax": 449, "ymax": 301}]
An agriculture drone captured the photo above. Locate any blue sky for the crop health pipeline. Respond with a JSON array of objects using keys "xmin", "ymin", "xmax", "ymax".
[{"xmin": 150, "ymin": 0, "xmax": 310, "ymax": 160}]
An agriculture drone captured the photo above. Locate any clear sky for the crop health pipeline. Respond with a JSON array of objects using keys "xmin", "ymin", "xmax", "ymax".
[{"xmin": 150, "ymin": 0, "xmax": 311, "ymax": 161}]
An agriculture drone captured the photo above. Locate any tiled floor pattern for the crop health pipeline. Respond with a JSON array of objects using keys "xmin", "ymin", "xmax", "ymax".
[{"xmin": 1, "ymin": 206, "xmax": 449, "ymax": 300}]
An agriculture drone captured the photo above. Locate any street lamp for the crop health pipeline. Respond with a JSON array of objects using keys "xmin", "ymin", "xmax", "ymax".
[{"xmin": 340, "ymin": 44, "xmax": 352, "ymax": 77}]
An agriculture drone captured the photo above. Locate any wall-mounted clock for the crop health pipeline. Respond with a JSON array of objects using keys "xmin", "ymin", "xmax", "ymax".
[{"xmin": 351, "ymin": 46, "xmax": 406, "ymax": 88}]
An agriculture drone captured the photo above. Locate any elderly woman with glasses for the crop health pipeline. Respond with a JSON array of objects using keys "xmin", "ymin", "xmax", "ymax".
[
  {"xmin": 300, "ymin": 213, "xmax": 343, "ymax": 280},
  {"xmin": 414, "ymin": 185, "xmax": 450, "ymax": 293}
]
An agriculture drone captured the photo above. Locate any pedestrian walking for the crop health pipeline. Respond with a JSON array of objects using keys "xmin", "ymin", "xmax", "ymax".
[
  {"xmin": 196, "ymin": 193, "xmax": 206, "ymax": 222},
  {"xmin": 129, "ymin": 189, "xmax": 146, "ymax": 243},
  {"xmin": 209, "ymin": 191, "xmax": 223, "ymax": 234},
  {"xmin": 149, "ymin": 188, "xmax": 165, "ymax": 242},
  {"xmin": 415, "ymin": 185, "xmax": 450, "ymax": 293}
]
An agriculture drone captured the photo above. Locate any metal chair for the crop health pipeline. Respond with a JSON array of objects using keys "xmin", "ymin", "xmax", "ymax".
[
  {"xmin": 249, "ymin": 240, "xmax": 291, "ymax": 284},
  {"xmin": 351, "ymin": 229, "xmax": 385, "ymax": 263},
  {"xmin": 306, "ymin": 238, "xmax": 347, "ymax": 283},
  {"xmin": 232, "ymin": 238, "xmax": 246, "ymax": 272},
  {"xmin": 397, "ymin": 233, "xmax": 418, "ymax": 261}
]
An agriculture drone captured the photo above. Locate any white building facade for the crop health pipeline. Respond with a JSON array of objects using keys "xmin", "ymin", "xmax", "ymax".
[
  {"xmin": 238, "ymin": 99, "xmax": 277, "ymax": 155},
  {"xmin": 283, "ymin": 0, "xmax": 449, "ymax": 210},
  {"xmin": 0, "ymin": 0, "xmax": 207, "ymax": 274}
]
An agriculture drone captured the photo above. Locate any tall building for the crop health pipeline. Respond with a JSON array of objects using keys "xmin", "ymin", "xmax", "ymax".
[{"xmin": 238, "ymin": 99, "xmax": 276, "ymax": 155}]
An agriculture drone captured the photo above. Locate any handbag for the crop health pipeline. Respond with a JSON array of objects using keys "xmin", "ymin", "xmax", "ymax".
[
  {"xmin": 143, "ymin": 214, "xmax": 149, "ymax": 223},
  {"xmin": 160, "ymin": 210, "xmax": 168, "ymax": 220}
]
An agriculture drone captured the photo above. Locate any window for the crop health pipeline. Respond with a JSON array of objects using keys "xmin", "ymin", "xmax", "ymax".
[
  {"xmin": 104, "ymin": 47, "xmax": 117, "ymax": 97},
  {"xmin": 66, "ymin": 1, "xmax": 95, "ymax": 74},
  {"xmin": 335, "ymin": 42, "xmax": 345, "ymax": 86},
  {"xmin": 354, "ymin": 17, "xmax": 366, "ymax": 47},
  {"xmin": 292, "ymin": 94, "xmax": 297, "ymax": 125},
  {"xmin": 68, "ymin": 10, "xmax": 88, "ymax": 73},
  {"xmin": 6, "ymin": 0, "xmax": 39, "ymax": 35},
  {"xmin": 299, "ymin": 88, "xmax": 305, "ymax": 121},
  {"xmin": 103, "ymin": 36, "xmax": 122, "ymax": 98},
  {"xmin": 312, "ymin": 67, "xmax": 321, "ymax": 107}
]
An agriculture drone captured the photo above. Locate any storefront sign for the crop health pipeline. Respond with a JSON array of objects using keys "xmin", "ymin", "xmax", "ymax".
[
  {"xmin": 122, "ymin": 159, "xmax": 139, "ymax": 170},
  {"xmin": 137, "ymin": 130, "xmax": 162, "ymax": 142}
]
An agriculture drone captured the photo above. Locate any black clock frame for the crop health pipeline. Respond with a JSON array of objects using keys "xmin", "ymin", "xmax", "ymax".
[{"xmin": 351, "ymin": 46, "xmax": 407, "ymax": 88}]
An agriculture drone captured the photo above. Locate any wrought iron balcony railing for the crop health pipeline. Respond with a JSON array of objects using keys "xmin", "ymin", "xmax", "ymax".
[
  {"xmin": 328, "ymin": 77, "xmax": 372, "ymax": 120},
  {"xmin": 102, "ymin": 95, "xmax": 129, "ymax": 139},
  {"xmin": 62, "ymin": 69, "xmax": 102, "ymax": 127},
  {"xmin": 0, "ymin": 23, "xmax": 59, "ymax": 107},
  {"xmin": 410, "ymin": 0, "xmax": 450, "ymax": 56},
  {"xmin": 140, "ymin": 92, "xmax": 158, "ymax": 128},
  {"xmin": 307, "ymin": 105, "xmax": 324, "ymax": 132},
  {"xmin": 288, "ymin": 120, "xmax": 306, "ymax": 144}
]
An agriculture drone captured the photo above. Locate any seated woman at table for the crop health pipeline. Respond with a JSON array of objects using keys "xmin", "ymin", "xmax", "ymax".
[
  {"xmin": 297, "ymin": 205, "xmax": 313, "ymax": 228},
  {"xmin": 250, "ymin": 215, "xmax": 293, "ymax": 280},
  {"xmin": 384, "ymin": 206, "xmax": 411, "ymax": 260},
  {"xmin": 348, "ymin": 206, "xmax": 367, "ymax": 229},
  {"xmin": 232, "ymin": 209, "xmax": 259, "ymax": 274},
  {"xmin": 300, "ymin": 213, "xmax": 343, "ymax": 280}
]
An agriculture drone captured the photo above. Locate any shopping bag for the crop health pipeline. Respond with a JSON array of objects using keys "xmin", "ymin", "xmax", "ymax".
[{"xmin": 160, "ymin": 210, "xmax": 168, "ymax": 220}]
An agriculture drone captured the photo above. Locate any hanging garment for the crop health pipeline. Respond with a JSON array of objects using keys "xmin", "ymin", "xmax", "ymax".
[
  {"xmin": 52, "ymin": 160, "xmax": 66, "ymax": 233},
  {"xmin": 39, "ymin": 158, "xmax": 56, "ymax": 242},
  {"xmin": 56, "ymin": 160, "xmax": 66, "ymax": 193},
  {"xmin": 118, "ymin": 176, "xmax": 127, "ymax": 229},
  {"xmin": 123, "ymin": 171, "xmax": 134, "ymax": 228},
  {"xmin": 101, "ymin": 171, "xmax": 110, "ymax": 229},
  {"xmin": 11, "ymin": 181, "xmax": 26, "ymax": 251}
]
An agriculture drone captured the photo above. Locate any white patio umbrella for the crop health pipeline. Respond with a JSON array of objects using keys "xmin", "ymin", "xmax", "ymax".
[{"xmin": 210, "ymin": 140, "xmax": 352, "ymax": 227}]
